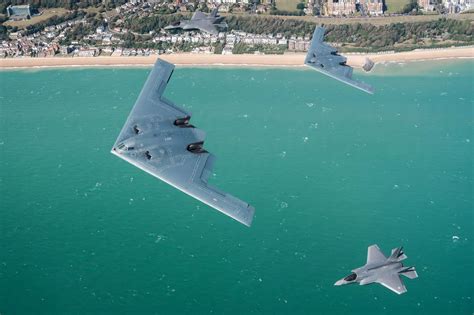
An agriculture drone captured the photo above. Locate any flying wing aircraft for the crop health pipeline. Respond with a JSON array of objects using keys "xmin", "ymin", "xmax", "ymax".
[
  {"xmin": 305, "ymin": 26, "xmax": 375, "ymax": 94},
  {"xmin": 335, "ymin": 245, "xmax": 418, "ymax": 294},
  {"xmin": 111, "ymin": 59, "xmax": 255, "ymax": 226},
  {"xmin": 164, "ymin": 8, "xmax": 227, "ymax": 35}
]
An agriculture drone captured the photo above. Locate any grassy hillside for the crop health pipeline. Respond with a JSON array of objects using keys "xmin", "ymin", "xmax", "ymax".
[{"xmin": 4, "ymin": 8, "xmax": 68, "ymax": 28}]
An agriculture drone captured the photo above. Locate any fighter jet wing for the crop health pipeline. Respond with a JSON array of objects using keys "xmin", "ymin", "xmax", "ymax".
[
  {"xmin": 304, "ymin": 26, "xmax": 374, "ymax": 94},
  {"xmin": 191, "ymin": 11, "xmax": 207, "ymax": 20},
  {"xmin": 196, "ymin": 22, "xmax": 219, "ymax": 35},
  {"xmin": 367, "ymin": 244, "xmax": 387, "ymax": 265},
  {"xmin": 111, "ymin": 59, "xmax": 255, "ymax": 226},
  {"xmin": 376, "ymin": 274, "xmax": 407, "ymax": 295},
  {"xmin": 164, "ymin": 21, "xmax": 182, "ymax": 31}
]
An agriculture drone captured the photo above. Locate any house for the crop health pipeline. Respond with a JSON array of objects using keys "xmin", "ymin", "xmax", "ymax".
[
  {"xmin": 364, "ymin": 0, "xmax": 384, "ymax": 15},
  {"xmin": 325, "ymin": 0, "xmax": 356, "ymax": 15},
  {"xmin": 418, "ymin": 0, "xmax": 436, "ymax": 11},
  {"xmin": 443, "ymin": 0, "xmax": 472, "ymax": 12}
]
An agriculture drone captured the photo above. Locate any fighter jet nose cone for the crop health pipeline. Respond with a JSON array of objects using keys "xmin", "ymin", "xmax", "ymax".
[{"xmin": 334, "ymin": 279, "xmax": 345, "ymax": 286}]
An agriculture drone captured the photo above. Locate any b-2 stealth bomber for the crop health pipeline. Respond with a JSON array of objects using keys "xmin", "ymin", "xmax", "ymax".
[
  {"xmin": 335, "ymin": 245, "xmax": 418, "ymax": 294},
  {"xmin": 305, "ymin": 26, "xmax": 374, "ymax": 94},
  {"xmin": 111, "ymin": 59, "xmax": 255, "ymax": 226},
  {"xmin": 164, "ymin": 8, "xmax": 227, "ymax": 35}
]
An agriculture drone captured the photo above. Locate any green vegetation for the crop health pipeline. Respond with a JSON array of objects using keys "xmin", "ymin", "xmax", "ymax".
[
  {"xmin": 384, "ymin": 0, "xmax": 411, "ymax": 13},
  {"xmin": 232, "ymin": 42, "xmax": 286, "ymax": 54},
  {"xmin": 120, "ymin": 13, "xmax": 473, "ymax": 52},
  {"xmin": 0, "ymin": 24, "xmax": 8, "ymax": 40},
  {"xmin": 21, "ymin": 10, "xmax": 86, "ymax": 35},
  {"xmin": 269, "ymin": 8, "xmax": 305, "ymax": 15},
  {"xmin": 3, "ymin": 8, "xmax": 69, "ymax": 28},
  {"xmin": 275, "ymin": 0, "xmax": 301, "ymax": 12},
  {"xmin": 2, "ymin": 1, "xmax": 97, "ymax": 12},
  {"xmin": 214, "ymin": 42, "xmax": 224, "ymax": 54},
  {"xmin": 226, "ymin": 15, "xmax": 309, "ymax": 36},
  {"xmin": 225, "ymin": 15, "xmax": 316, "ymax": 36},
  {"xmin": 225, "ymin": 15, "xmax": 473, "ymax": 51},
  {"xmin": 326, "ymin": 19, "xmax": 473, "ymax": 52},
  {"xmin": 0, "ymin": 0, "xmax": 126, "ymax": 13},
  {"xmin": 401, "ymin": 0, "xmax": 420, "ymax": 13},
  {"xmin": 124, "ymin": 14, "xmax": 189, "ymax": 34},
  {"xmin": 58, "ymin": 12, "xmax": 102, "ymax": 44}
]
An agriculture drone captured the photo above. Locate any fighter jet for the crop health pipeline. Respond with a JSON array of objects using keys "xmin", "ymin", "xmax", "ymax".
[
  {"xmin": 164, "ymin": 8, "xmax": 227, "ymax": 35},
  {"xmin": 335, "ymin": 245, "xmax": 418, "ymax": 294},
  {"xmin": 305, "ymin": 26, "xmax": 374, "ymax": 94},
  {"xmin": 111, "ymin": 59, "xmax": 255, "ymax": 226}
]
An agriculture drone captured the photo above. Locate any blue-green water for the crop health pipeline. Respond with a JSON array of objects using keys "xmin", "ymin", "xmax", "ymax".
[{"xmin": 0, "ymin": 61, "xmax": 472, "ymax": 314}]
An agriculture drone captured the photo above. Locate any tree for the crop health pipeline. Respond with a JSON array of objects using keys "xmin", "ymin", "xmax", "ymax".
[
  {"xmin": 401, "ymin": 0, "xmax": 420, "ymax": 13},
  {"xmin": 296, "ymin": 2, "xmax": 305, "ymax": 10}
]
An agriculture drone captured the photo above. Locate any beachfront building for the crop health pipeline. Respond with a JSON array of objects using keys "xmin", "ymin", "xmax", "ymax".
[
  {"xmin": 288, "ymin": 39, "xmax": 311, "ymax": 51},
  {"xmin": 364, "ymin": 0, "xmax": 384, "ymax": 15},
  {"xmin": 443, "ymin": 0, "xmax": 472, "ymax": 12},
  {"xmin": 418, "ymin": 0, "xmax": 436, "ymax": 11},
  {"xmin": 326, "ymin": 0, "xmax": 356, "ymax": 15},
  {"xmin": 7, "ymin": 5, "xmax": 32, "ymax": 20}
]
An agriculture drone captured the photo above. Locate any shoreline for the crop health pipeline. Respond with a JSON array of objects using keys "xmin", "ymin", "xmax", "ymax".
[{"xmin": 0, "ymin": 47, "xmax": 472, "ymax": 70}]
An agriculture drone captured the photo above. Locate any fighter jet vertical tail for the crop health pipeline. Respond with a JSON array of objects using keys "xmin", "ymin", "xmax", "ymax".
[
  {"xmin": 399, "ymin": 266, "xmax": 418, "ymax": 279},
  {"xmin": 210, "ymin": 7, "xmax": 219, "ymax": 17},
  {"xmin": 389, "ymin": 247, "xmax": 407, "ymax": 262}
]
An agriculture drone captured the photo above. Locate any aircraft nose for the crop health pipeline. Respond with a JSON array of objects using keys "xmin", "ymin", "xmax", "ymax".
[{"xmin": 334, "ymin": 279, "xmax": 346, "ymax": 286}]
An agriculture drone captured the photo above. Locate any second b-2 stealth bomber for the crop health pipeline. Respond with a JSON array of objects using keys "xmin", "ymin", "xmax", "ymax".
[
  {"xmin": 305, "ymin": 26, "xmax": 374, "ymax": 94},
  {"xmin": 335, "ymin": 245, "xmax": 418, "ymax": 294}
]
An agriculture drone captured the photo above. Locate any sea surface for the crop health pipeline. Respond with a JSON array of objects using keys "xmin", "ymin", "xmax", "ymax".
[{"xmin": 0, "ymin": 60, "xmax": 472, "ymax": 314}]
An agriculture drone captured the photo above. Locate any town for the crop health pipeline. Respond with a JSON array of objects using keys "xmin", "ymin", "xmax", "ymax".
[{"xmin": 1, "ymin": 0, "xmax": 472, "ymax": 59}]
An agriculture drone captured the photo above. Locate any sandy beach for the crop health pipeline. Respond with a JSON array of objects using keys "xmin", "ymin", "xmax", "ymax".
[{"xmin": 1, "ymin": 46, "xmax": 472, "ymax": 69}]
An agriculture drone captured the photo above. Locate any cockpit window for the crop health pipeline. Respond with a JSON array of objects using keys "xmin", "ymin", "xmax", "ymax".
[{"xmin": 344, "ymin": 273, "xmax": 357, "ymax": 282}]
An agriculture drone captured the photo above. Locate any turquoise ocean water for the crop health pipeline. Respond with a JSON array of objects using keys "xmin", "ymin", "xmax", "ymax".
[{"xmin": 0, "ymin": 60, "xmax": 472, "ymax": 314}]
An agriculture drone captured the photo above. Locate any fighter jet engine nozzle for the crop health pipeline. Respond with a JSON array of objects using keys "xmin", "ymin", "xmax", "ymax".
[
  {"xmin": 114, "ymin": 141, "xmax": 135, "ymax": 153},
  {"xmin": 174, "ymin": 116, "xmax": 194, "ymax": 128},
  {"xmin": 187, "ymin": 141, "xmax": 208, "ymax": 154}
]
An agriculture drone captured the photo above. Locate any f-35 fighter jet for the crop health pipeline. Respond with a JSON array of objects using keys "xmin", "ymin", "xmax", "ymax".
[
  {"xmin": 111, "ymin": 59, "xmax": 255, "ymax": 226},
  {"xmin": 164, "ymin": 8, "xmax": 227, "ymax": 35},
  {"xmin": 335, "ymin": 245, "xmax": 418, "ymax": 294},
  {"xmin": 305, "ymin": 26, "xmax": 374, "ymax": 94}
]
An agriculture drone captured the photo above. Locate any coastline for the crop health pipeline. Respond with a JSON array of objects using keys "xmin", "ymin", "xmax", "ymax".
[{"xmin": 0, "ymin": 46, "xmax": 472, "ymax": 70}]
